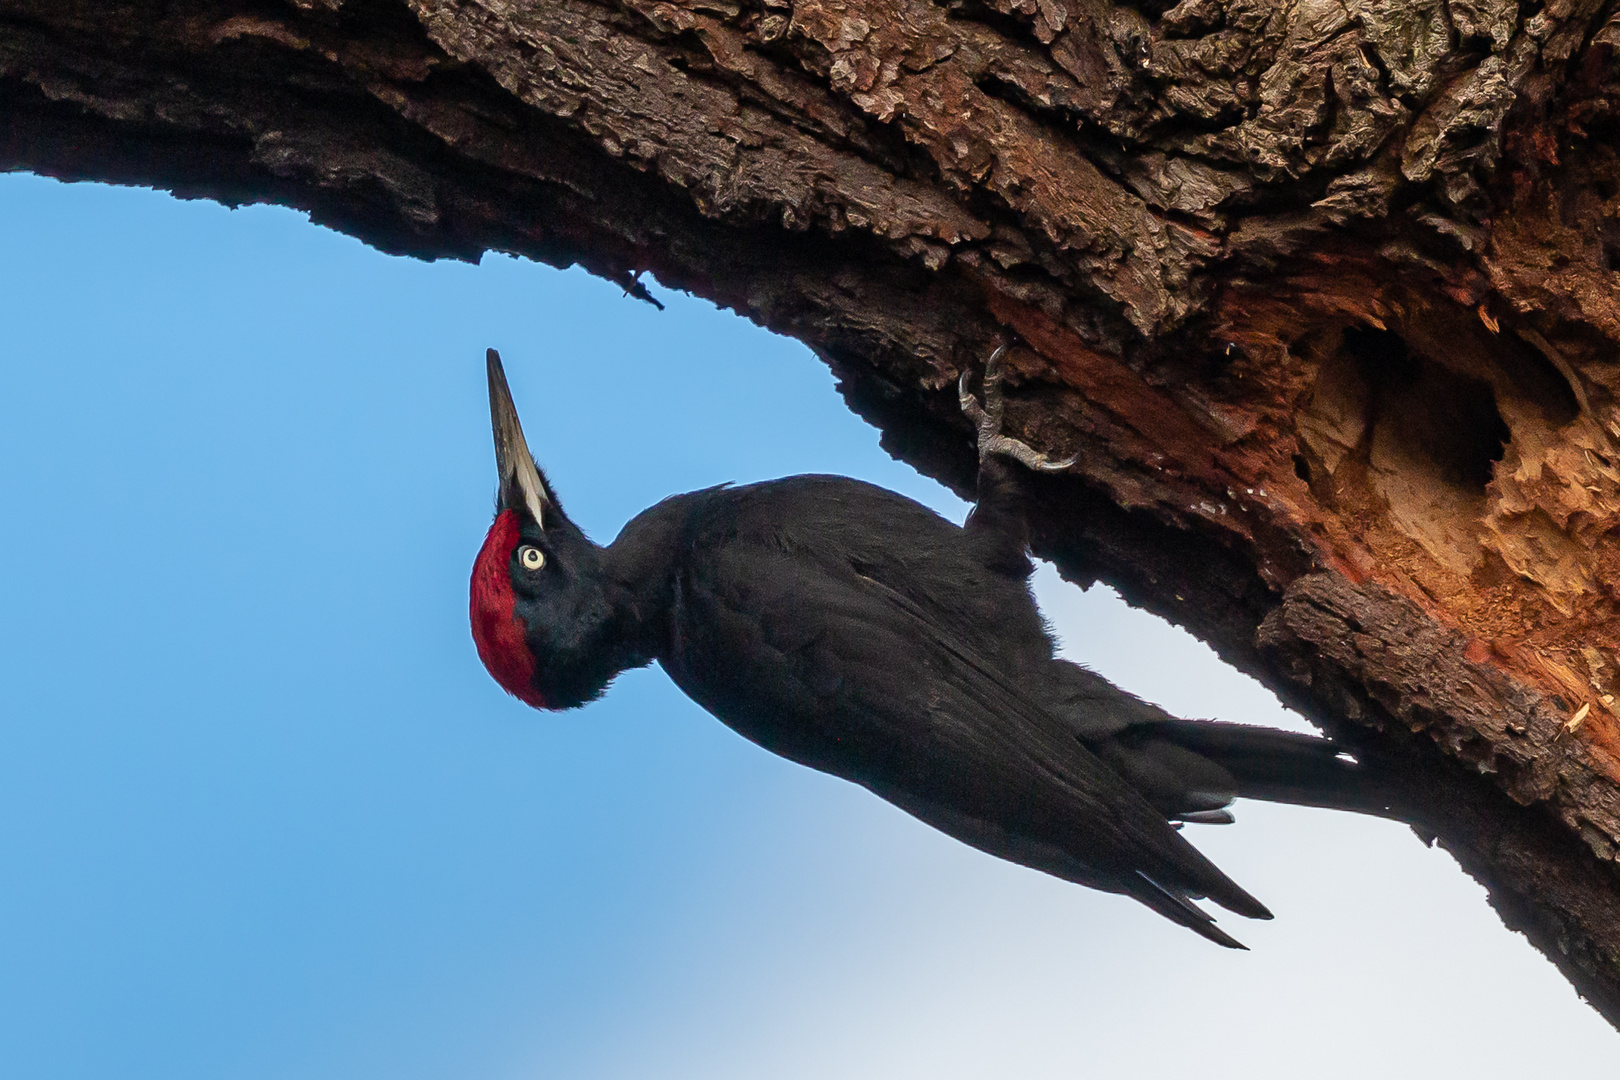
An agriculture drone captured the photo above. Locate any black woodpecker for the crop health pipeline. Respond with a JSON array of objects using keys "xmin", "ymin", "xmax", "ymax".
[{"xmin": 470, "ymin": 347, "xmax": 1394, "ymax": 948}]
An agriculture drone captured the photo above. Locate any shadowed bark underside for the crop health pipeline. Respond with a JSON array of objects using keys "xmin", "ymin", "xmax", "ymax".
[{"xmin": 6, "ymin": 0, "xmax": 1620, "ymax": 1023}]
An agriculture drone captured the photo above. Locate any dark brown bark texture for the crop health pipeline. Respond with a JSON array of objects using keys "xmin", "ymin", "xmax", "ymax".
[{"xmin": 6, "ymin": 0, "xmax": 1620, "ymax": 1021}]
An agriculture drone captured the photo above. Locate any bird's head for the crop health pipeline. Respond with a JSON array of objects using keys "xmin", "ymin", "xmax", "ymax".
[{"xmin": 470, "ymin": 349, "xmax": 621, "ymax": 710}]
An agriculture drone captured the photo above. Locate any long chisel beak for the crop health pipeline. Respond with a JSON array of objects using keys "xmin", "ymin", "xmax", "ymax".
[{"xmin": 486, "ymin": 348, "xmax": 551, "ymax": 529}]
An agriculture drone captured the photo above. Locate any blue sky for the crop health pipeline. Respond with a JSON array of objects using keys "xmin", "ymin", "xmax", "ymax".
[{"xmin": 0, "ymin": 170, "xmax": 1613, "ymax": 1078}]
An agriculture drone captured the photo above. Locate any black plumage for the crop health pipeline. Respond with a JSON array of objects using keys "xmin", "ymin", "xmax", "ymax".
[{"xmin": 471, "ymin": 348, "xmax": 1392, "ymax": 948}]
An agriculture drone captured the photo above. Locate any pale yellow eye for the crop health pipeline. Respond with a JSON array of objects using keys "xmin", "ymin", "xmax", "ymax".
[{"xmin": 518, "ymin": 545, "xmax": 545, "ymax": 571}]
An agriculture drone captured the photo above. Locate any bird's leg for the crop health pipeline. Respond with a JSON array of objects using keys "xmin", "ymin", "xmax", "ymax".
[
  {"xmin": 960, "ymin": 345, "xmax": 1075, "ymax": 573},
  {"xmin": 958, "ymin": 346, "xmax": 1077, "ymax": 474}
]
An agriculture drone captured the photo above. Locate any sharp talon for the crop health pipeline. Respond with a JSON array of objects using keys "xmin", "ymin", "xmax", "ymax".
[
  {"xmin": 983, "ymin": 345, "xmax": 1007, "ymax": 388},
  {"xmin": 958, "ymin": 345, "xmax": 1076, "ymax": 473},
  {"xmin": 958, "ymin": 368, "xmax": 987, "ymax": 425},
  {"xmin": 981, "ymin": 346, "xmax": 1006, "ymax": 425}
]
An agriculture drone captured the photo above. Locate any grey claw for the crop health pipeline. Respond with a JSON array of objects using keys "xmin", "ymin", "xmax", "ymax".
[
  {"xmin": 984, "ymin": 435, "xmax": 1077, "ymax": 473},
  {"xmin": 959, "ymin": 344, "xmax": 1076, "ymax": 473},
  {"xmin": 958, "ymin": 367, "xmax": 987, "ymax": 426},
  {"xmin": 981, "ymin": 346, "xmax": 1007, "ymax": 425}
]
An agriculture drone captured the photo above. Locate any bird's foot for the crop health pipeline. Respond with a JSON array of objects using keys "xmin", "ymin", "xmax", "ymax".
[{"xmin": 959, "ymin": 345, "xmax": 1077, "ymax": 473}]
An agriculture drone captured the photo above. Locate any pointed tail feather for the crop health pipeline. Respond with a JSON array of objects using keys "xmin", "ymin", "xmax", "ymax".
[
  {"xmin": 1159, "ymin": 719, "xmax": 1405, "ymax": 819},
  {"xmin": 1128, "ymin": 872, "xmax": 1249, "ymax": 950}
]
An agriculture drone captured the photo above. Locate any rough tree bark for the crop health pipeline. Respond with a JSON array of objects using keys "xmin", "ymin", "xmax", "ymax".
[{"xmin": 5, "ymin": 0, "xmax": 1620, "ymax": 1023}]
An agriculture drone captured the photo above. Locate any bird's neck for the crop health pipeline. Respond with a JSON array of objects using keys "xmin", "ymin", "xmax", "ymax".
[{"xmin": 597, "ymin": 489, "xmax": 714, "ymax": 667}]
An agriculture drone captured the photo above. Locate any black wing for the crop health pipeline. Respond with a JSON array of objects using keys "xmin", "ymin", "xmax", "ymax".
[{"xmin": 661, "ymin": 527, "xmax": 1271, "ymax": 947}]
